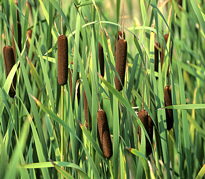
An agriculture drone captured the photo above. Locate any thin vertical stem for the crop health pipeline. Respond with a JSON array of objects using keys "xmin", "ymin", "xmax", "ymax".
[{"xmin": 60, "ymin": 85, "xmax": 64, "ymax": 176}]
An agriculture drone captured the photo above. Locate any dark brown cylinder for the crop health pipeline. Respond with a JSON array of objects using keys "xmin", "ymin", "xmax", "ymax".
[
  {"xmin": 138, "ymin": 109, "xmax": 153, "ymax": 156},
  {"xmin": 3, "ymin": 46, "xmax": 17, "ymax": 98},
  {"xmin": 57, "ymin": 35, "xmax": 68, "ymax": 85},
  {"xmin": 98, "ymin": 42, "xmax": 104, "ymax": 77},
  {"xmin": 164, "ymin": 85, "xmax": 173, "ymax": 130},
  {"xmin": 114, "ymin": 39, "xmax": 127, "ymax": 91},
  {"xmin": 97, "ymin": 109, "xmax": 113, "ymax": 159},
  {"xmin": 83, "ymin": 90, "xmax": 92, "ymax": 130},
  {"xmin": 114, "ymin": 31, "xmax": 125, "ymax": 57}
]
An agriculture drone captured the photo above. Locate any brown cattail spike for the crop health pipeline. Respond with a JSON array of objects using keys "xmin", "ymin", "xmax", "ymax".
[
  {"xmin": 164, "ymin": 85, "xmax": 173, "ymax": 130},
  {"xmin": 12, "ymin": 22, "xmax": 22, "ymax": 62},
  {"xmin": 3, "ymin": 46, "xmax": 17, "ymax": 98},
  {"xmin": 57, "ymin": 35, "xmax": 68, "ymax": 85},
  {"xmin": 83, "ymin": 90, "xmax": 92, "ymax": 130},
  {"xmin": 98, "ymin": 42, "xmax": 104, "ymax": 77},
  {"xmin": 138, "ymin": 109, "xmax": 153, "ymax": 156},
  {"xmin": 114, "ymin": 38, "xmax": 127, "ymax": 91},
  {"xmin": 97, "ymin": 109, "xmax": 113, "ymax": 159},
  {"xmin": 114, "ymin": 30, "xmax": 125, "ymax": 57}
]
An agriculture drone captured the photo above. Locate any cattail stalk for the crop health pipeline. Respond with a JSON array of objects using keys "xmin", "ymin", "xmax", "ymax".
[
  {"xmin": 3, "ymin": 46, "xmax": 16, "ymax": 98},
  {"xmin": 164, "ymin": 85, "xmax": 173, "ymax": 130},
  {"xmin": 57, "ymin": 35, "xmax": 68, "ymax": 86},
  {"xmin": 98, "ymin": 42, "xmax": 104, "ymax": 77},
  {"xmin": 57, "ymin": 35, "xmax": 68, "ymax": 168},
  {"xmin": 138, "ymin": 109, "xmax": 153, "ymax": 156},
  {"xmin": 97, "ymin": 109, "xmax": 113, "ymax": 159},
  {"xmin": 114, "ymin": 38, "xmax": 127, "ymax": 91}
]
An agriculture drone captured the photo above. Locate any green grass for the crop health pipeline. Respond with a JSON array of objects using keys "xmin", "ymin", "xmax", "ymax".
[{"xmin": 0, "ymin": 0, "xmax": 205, "ymax": 178}]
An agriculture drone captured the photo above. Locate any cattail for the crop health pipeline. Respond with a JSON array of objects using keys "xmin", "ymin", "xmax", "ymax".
[
  {"xmin": 83, "ymin": 90, "xmax": 92, "ymax": 130},
  {"xmin": 138, "ymin": 109, "xmax": 153, "ymax": 156},
  {"xmin": 114, "ymin": 31, "xmax": 125, "ymax": 57},
  {"xmin": 12, "ymin": 21, "xmax": 22, "ymax": 62},
  {"xmin": 97, "ymin": 109, "xmax": 113, "ymax": 159},
  {"xmin": 98, "ymin": 42, "xmax": 104, "ymax": 77},
  {"xmin": 164, "ymin": 85, "xmax": 173, "ymax": 130},
  {"xmin": 57, "ymin": 35, "xmax": 68, "ymax": 85},
  {"xmin": 114, "ymin": 38, "xmax": 127, "ymax": 91},
  {"xmin": 3, "ymin": 46, "xmax": 17, "ymax": 98}
]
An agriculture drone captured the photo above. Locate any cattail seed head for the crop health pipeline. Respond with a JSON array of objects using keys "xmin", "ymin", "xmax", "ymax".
[
  {"xmin": 98, "ymin": 42, "xmax": 104, "ymax": 77},
  {"xmin": 83, "ymin": 90, "xmax": 92, "ymax": 130},
  {"xmin": 138, "ymin": 109, "xmax": 153, "ymax": 156},
  {"xmin": 164, "ymin": 85, "xmax": 173, "ymax": 130},
  {"xmin": 97, "ymin": 109, "xmax": 113, "ymax": 159},
  {"xmin": 114, "ymin": 38, "xmax": 127, "ymax": 91},
  {"xmin": 114, "ymin": 31, "xmax": 125, "ymax": 57},
  {"xmin": 57, "ymin": 35, "xmax": 68, "ymax": 85},
  {"xmin": 12, "ymin": 21, "xmax": 22, "ymax": 62},
  {"xmin": 3, "ymin": 46, "xmax": 17, "ymax": 98}
]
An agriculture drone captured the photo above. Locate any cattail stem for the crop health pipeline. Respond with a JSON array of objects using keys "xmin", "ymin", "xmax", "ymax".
[{"xmin": 60, "ymin": 85, "xmax": 64, "ymax": 165}]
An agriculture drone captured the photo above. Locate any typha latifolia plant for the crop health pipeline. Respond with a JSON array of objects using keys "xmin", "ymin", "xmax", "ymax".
[
  {"xmin": 0, "ymin": 0, "xmax": 204, "ymax": 178},
  {"xmin": 57, "ymin": 34, "xmax": 68, "ymax": 166}
]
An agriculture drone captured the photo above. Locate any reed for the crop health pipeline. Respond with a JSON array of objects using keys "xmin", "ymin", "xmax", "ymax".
[
  {"xmin": 57, "ymin": 35, "xmax": 68, "ymax": 86},
  {"xmin": 114, "ymin": 38, "xmax": 127, "ymax": 91},
  {"xmin": 97, "ymin": 109, "xmax": 113, "ymax": 159},
  {"xmin": 3, "ymin": 46, "xmax": 17, "ymax": 98}
]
